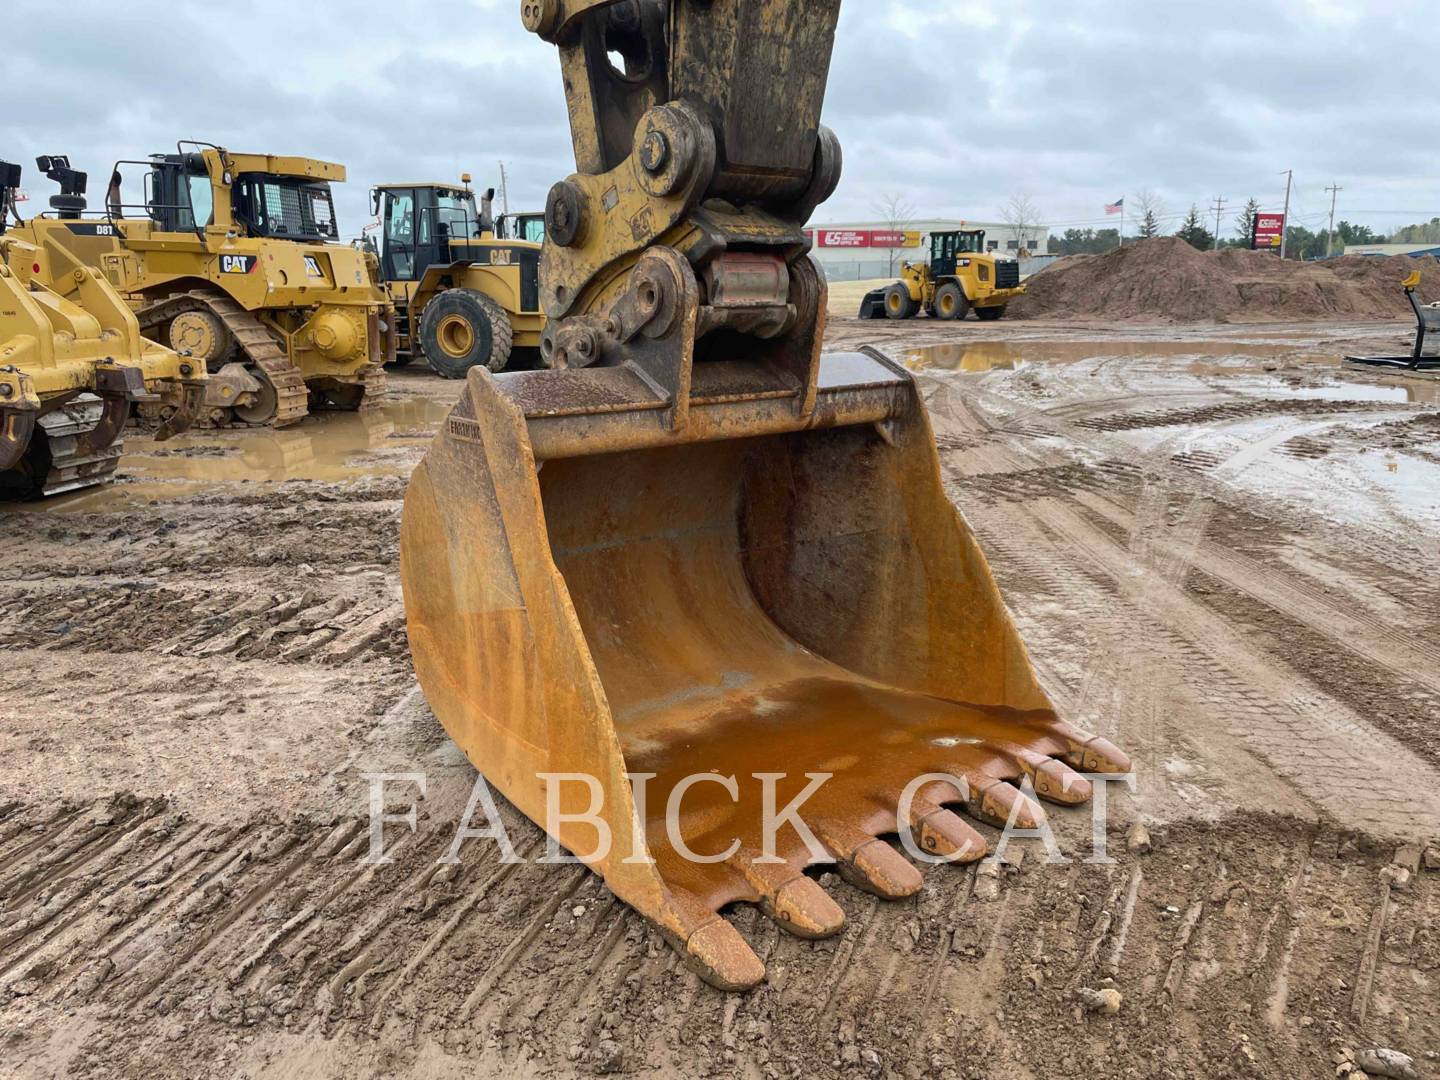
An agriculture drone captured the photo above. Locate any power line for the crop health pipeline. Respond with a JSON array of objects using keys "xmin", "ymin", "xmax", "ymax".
[{"xmin": 1210, "ymin": 195, "xmax": 1228, "ymax": 249}]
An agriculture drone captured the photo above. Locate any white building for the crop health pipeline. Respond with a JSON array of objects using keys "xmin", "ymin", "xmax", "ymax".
[
  {"xmin": 805, "ymin": 218, "xmax": 1050, "ymax": 282},
  {"xmin": 1342, "ymin": 242, "xmax": 1440, "ymax": 258}
]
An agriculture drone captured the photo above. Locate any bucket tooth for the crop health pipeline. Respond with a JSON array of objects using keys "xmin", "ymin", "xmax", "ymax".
[
  {"xmin": 681, "ymin": 918, "xmax": 768, "ymax": 993},
  {"xmin": 967, "ymin": 777, "xmax": 1046, "ymax": 831},
  {"xmin": 814, "ymin": 823, "xmax": 923, "ymax": 900},
  {"xmin": 727, "ymin": 854, "xmax": 846, "ymax": 939},
  {"xmin": 904, "ymin": 796, "xmax": 987, "ymax": 863}
]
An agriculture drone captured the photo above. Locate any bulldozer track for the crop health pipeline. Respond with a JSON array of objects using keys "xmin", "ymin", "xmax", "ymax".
[
  {"xmin": 138, "ymin": 291, "xmax": 309, "ymax": 428},
  {"xmin": 351, "ymin": 362, "xmax": 389, "ymax": 412}
]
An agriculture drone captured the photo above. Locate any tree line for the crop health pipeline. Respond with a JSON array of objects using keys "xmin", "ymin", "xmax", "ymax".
[{"xmin": 1046, "ymin": 192, "xmax": 1430, "ymax": 259}]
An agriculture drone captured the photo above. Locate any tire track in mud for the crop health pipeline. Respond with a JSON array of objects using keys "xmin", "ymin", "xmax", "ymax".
[
  {"xmin": 0, "ymin": 582, "xmax": 408, "ymax": 668},
  {"xmin": 1, "ymin": 799, "xmax": 1436, "ymax": 1073},
  {"xmin": 922, "ymin": 362, "xmax": 1440, "ymax": 836}
]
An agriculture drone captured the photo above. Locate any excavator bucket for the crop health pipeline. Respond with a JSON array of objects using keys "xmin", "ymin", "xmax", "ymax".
[
  {"xmin": 401, "ymin": 0, "xmax": 1129, "ymax": 990},
  {"xmin": 402, "ymin": 337, "xmax": 1129, "ymax": 989}
]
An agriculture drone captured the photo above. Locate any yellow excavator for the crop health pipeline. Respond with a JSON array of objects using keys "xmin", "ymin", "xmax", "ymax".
[
  {"xmin": 401, "ymin": 0, "xmax": 1128, "ymax": 991},
  {"xmin": 1, "ymin": 161, "xmax": 204, "ymax": 497},
  {"xmin": 13, "ymin": 147, "xmax": 392, "ymax": 428},
  {"xmin": 369, "ymin": 178, "xmax": 545, "ymax": 377}
]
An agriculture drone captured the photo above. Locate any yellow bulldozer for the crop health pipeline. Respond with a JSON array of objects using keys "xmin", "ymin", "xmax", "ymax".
[
  {"xmin": 401, "ymin": 0, "xmax": 1127, "ymax": 991},
  {"xmin": 860, "ymin": 228, "xmax": 1025, "ymax": 321},
  {"xmin": 1, "ymin": 161, "xmax": 204, "ymax": 497},
  {"xmin": 13, "ymin": 147, "xmax": 393, "ymax": 428},
  {"xmin": 369, "ymin": 178, "xmax": 545, "ymax": 377}
]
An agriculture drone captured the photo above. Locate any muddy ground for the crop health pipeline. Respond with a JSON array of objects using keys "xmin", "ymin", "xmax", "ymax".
[{"xmin": 2, "ymin": 316, "xmax": 1438, "ymax": 1079}]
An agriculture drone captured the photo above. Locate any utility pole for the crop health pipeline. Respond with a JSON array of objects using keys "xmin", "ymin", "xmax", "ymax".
[
  {"xmin": 1210, "ymin": 196, "xmax": 1228, "ymax": 250},
  {"xmin": 1279, "ymin": 169, "xmax": 1293, "ymax": 259},
  {"xmin": 497, "ymin": 160, "xmax": 511, "ymax": 218},
  {"xmin": 1325, "ymin": 183, "xmax": 1343, "ymax": 257}
]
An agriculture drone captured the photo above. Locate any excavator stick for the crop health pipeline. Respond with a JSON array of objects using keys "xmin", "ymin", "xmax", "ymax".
[{"xmin": 402, "ymin": 0, "xmax": 1130, "ymax": 990}]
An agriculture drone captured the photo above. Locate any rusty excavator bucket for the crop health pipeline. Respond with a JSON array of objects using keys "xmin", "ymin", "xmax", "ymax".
[{"xmin": 401, "ymin": 0, "xmax": 1129, "ymax": 990}]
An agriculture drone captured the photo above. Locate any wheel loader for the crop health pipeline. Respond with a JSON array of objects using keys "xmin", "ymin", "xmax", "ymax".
[
  {"xmin": 1, "ymin": 161, "xmax": 204, "ymax": 498},
  {"xmin": 401, "ymin": 0, "xmax": 1129, "ymax": 991},
  {"xmin": 370, "ymin": 178, "xmax": 544, "ymax": 378},
  {"xmin": 860, "ymin": 228, "xmax": 1025, "ymax": 321},
  {"xmin": 13, "ymin": 146, "xmax": 394, "ymax": 428}
]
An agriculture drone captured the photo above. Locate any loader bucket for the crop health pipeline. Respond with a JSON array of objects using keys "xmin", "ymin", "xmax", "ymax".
[
  {"xmin": 857, "ymin": 288, "xmax": 890, "ymax": 319},
  {"xmin": 401, "ymin": 348, "xmax": 1129, "ymax": 989}
]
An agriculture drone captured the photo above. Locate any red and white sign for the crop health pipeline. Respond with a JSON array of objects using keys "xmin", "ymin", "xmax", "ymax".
[
  {"xmin": 14, "ymin": 189, "xmax": 28, "ymax": 203},
  {"xmin": 1252, "ymin": 213, "xmax": 1285, "ymax": 250},
  {"xmin": 817, "ymin": 229, "xmax": 871, "ymax": 248},
  {"xmin": 808, "ymin": 228, "xmax": 923, "ymax": 249}
]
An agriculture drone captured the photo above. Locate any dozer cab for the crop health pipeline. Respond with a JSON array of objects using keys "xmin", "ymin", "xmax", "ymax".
[
  {"xmin": 1, "ymin": 160, "xmax": 204, "ymax": 498},
  {"xmin": 860, "ymin": 228, "xmax": 1025, "ymax": 321},
  {"xmin": 370, "ymin": 178, "xmax": 544, "ymax": 377},
  {"xmin": 401, "ymin": 0, "xmax": 1127, "ymax": 991},
  {"xmin": 13, "ymin": 144, "xmax": 393, "ymax": 428},
  {"xmin": 1346, "ymin": 271, "xmax": 1440, "ymax": 370}
]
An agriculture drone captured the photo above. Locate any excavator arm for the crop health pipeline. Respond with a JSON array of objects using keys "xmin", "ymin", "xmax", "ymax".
[{"xmin": 400, "ymin": 0, "xmax": 1130, "ymax": 991}]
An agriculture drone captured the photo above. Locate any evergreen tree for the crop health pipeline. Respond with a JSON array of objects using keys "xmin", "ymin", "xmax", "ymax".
[
  {"xmin": 1176, "ymin": 205, "xmax": 1214, "ymax": 250},
  {"xmin": 1139, "ymin": 209, "xmax": 1161, "ymax": 239},
  {"xmin": 1234, "ymin": 198, "xmax": 1260, "ymax": 247}
]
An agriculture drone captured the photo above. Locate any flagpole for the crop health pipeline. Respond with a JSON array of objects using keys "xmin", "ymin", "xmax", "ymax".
[{"xmin": 1120, "ymin": 202, "xmax": 1125, "ymax": 249}]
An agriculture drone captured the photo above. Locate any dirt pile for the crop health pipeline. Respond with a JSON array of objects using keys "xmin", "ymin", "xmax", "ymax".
[{"xmin": 1011, "ymin": 236, "xmax": 1440, "ymax": 322}]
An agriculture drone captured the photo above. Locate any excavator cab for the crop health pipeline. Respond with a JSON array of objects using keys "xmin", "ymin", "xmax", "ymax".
[{"xmin": 401, "ymin": 0, "xmax": 1128, "ymax": 991}]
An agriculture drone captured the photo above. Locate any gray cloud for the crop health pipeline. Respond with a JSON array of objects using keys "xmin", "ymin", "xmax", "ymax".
[{"xmin": 5, "ymin": 0, "xmax": 1434, "ymax": 242}]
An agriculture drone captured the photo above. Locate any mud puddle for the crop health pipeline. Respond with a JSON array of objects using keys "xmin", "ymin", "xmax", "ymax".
[
  {"xmin": 6, "ymin": 398, "xmax": 450, "ymax": 514},
  {"xmin": 893, "ymin": 338, "xmax": 1298, "ymax": 373}
]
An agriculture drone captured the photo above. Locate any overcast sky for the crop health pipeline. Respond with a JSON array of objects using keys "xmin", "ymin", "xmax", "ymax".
[{"xmin": 5, "ymin": 0, "xmax": 1434, "ymax": 242}]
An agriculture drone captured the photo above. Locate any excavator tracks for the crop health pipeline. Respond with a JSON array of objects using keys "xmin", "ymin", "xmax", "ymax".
[{"xmin": 139, "ymin": 291, "xmax": 309, "ymax": 429}]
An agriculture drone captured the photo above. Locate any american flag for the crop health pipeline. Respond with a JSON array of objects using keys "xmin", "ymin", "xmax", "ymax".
[{"xmin": 1105, "ymin": 198, "xmax": 1124, "ymax": 215}]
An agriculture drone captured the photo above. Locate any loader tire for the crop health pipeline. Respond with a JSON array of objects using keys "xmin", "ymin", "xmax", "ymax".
[
  {"xmin": 883, "ymin": 283, "xmax": 916, "ymax": 321},
  {"xmin": 419, "ymin": 289, "xmax": 514, "ymax": 379},
  {"xmin": 975, "ymin": 305, "xmax": 1007, "ymax": 321},
  {"xmin": 934, "ymin": 283, "xmax": 969, "ymax": 321}
]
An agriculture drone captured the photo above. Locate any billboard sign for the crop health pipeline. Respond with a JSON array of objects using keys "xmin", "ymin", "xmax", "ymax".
[
  {"xmin": 817, "ymin": 230, "xmax": 871, "ymax": 248},
  {"xmin": 1252, "ymin": 213, "xmax": 1285, "ymax": 250},
  {"xmin": 870, "ymin": 230, "xmax": 923, "ymax": 248},
  {"xmin": 810, "ymin": 229, "xmax": 924, "ymax": 249}
]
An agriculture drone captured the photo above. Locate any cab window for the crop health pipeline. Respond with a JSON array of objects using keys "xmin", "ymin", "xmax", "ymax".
[
  {"xmin": 384, "ymin": 191, "xmax": 416, "ymax": 278},
  {"xmin": 187, "ymin": 174, "xmax": 214, "ymax": 229}
]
